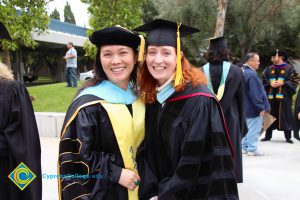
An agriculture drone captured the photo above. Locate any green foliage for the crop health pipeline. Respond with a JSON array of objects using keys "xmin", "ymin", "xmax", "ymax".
[
  {"xmin": 83, "ymin": 40, "xmax": 97, "ymax": 60},
  {"xmin": 225, "ymin": 0, "xmax": 300, "ymax": 66},
  {"xmin": 64, "ymin": 1, "xmax": 76, "ymax": 24},
  {"xmin": 82, "ymin": 0, "xmax": 146, "ymax": 59},
  {"xmin": 84, "ymin": 0, "xmax": 145, "ymax": 30},
  {"xmin": 141, "ymin": 0, "xmax": 158, "ymax": 23},
  {"xmin": 0, "ymin": 0, "xmax": 50, "ymax": 51},
  {"xmin": 144, "ymin": 0, "xmax": 300, "ymax": 66},
  {"xmin": 141, "ymin": 0, "xmax": 217, "ymax": 65},
  {"xmin": 50, "ymin": 7, "xmax": 60, "ymax": 20}
]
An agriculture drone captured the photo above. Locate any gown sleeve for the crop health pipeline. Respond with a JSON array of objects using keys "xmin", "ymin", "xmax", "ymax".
[
  {"xmin": 157, "ymin": 97, "xmax": 238, "ymax": 199},
  {"xmin": 223, "ymin": 66, "xmax": 247, "ymax": 137},
  {"xmin": 262, "ymin": 67, "xmax": 271, "ymax": 90},
  {"xmin": 284, "ymin": 67, "xmax": 297, "ymax": 96},
  {"xmin": 237, "ymin": 73, "xmax": 248, "ymax": 137},
  {"xmin": 0, "ymin": 135, "xmax": 8, "ymax": 156},
  {"xmin": 2, "ymin": 81, "xmax": 42, "ymax": 200},
  {"xmin": 138, "ymin": 104, "xmax": 159, "ymax": 200},
  {"xmin": 75, "ymin": 105, "xmax": 122, "ymax": 182},
  {"xmin": 59, "ymin": 104, "xmax": 122, "ymax": 199},
  {"xmin": 295, "ymin": 91, "xmax": 300, "ymax": 115}
]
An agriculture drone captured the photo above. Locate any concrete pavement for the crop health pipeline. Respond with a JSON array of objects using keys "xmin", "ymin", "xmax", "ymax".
[
  {"xmin": 40, "ymin": 131, "xmax": 300, "ymax": 200},
  {"xmin": 238, "ymin": 132, "xmax": 300, "ymax": 200}
]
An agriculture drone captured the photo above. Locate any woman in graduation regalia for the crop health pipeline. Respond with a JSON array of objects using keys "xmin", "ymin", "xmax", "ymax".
[
  {"xmin": 135, "ymin": 19, "xmax": 239, "ymax": 200},
  {"xmin": 0, "ymin": 23, "xmax": 42, "ymax": 200},
  {"xmin": 203, "ymin": 36, "xmax": 246, "ymax": 183},
  {"xmin": 58, "ymin": 26, "xmax": 145, "ymax": 200}
]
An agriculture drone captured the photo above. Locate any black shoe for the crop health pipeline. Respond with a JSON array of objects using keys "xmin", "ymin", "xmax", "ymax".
[
  {"xmin": 286, "ymin": 139, "xmax": 294, "ymax": 144},
  {"xmin": 261, "ymin": 138, "xmax": 271, "ymax": 142},
  {"xmin": 65, "ymin": 85, "xmax": 72, "ymax": 87}
]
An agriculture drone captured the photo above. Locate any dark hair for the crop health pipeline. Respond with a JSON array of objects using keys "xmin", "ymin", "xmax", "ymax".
[
  {"xmin": 68, "ymin": 42, "xmax": 74, "ymax": 46},
  {"xmin": 207, "ymin": 48, "xmax": 230, "ymax": 64},
  {"xmin": 76, "ymin": 48, "xmax": 139, "ymax": 97},
  {"xmin": 244, "ymin": 52, "xmax": 258, "ymax": 63}
]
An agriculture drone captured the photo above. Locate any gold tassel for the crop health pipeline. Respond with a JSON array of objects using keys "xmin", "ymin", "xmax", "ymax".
[
  {"xmin": 174, "ymin": 22, "xmax": 183, "ymax": 86},
  {"xmin": 138, "ymin": 35, "xmax": 145, "ymax": 62},
  {"xmin": 275, "ymin": 49, "xmax": 279, "ymax": 60}
]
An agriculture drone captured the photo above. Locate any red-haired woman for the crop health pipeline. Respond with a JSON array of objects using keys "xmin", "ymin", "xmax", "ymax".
[{"xmin": 134, "ymin": 19, "xmax": 239, "ymax": 200}]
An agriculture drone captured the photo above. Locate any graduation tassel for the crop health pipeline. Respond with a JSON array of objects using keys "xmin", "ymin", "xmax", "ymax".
[
  {"xmin": 138, "ymin": 35, "xmax": 145, "ymax": 62},
  {"xmin": 174, "ymin": 22, "xmax": 183, "ymax": 87},
  {"xmin": 275, "ymin": 49, "xmax": 279, "ymax": 60},
  {"xmin": 115, "ymin": 25, "xmax": 145, "ymax": 62}
]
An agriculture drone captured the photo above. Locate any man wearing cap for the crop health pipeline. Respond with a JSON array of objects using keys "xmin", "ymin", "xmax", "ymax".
[
  {"xmin": 0, "ymin": 22, "xmax": 42, "ymax": 200},
  {"xmin": 261, "ymin": 50, "xmax": 297, "ymax": 143},
  {"xmin": 203, "ymin": 36, "xmax": 247, "ymax": 183},
  {"xmin": 64, "ymin": 42, "xmax": 77, "ymax": 88}
]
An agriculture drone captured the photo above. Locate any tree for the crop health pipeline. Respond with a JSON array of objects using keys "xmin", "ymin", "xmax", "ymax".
[
  {"xmin": 225, "ymin": 0, "xmax": 300, "ymax": 65},
  {"xmin": 50, "ymin": 8, "xmax": 60, "ymax": 20},
  {"xmin": 82, "ymin": 0, "xmax": 300, "ymax": 64},
  {"xmin": 0, "ymin": 0, "xmax": 50, "ymax": 68},
  {"xmin": 141, "ymin": 0, "xmax": 217, "ymax": 64},
  {"xmin": 142, "ymin": 0, "xmax": 158, "ymax": 23},
  {"xmin": 81, "ymin": 0, "xmax": 146, "ymax": 58},
  {"xmin": 83, "ymin": 0, "xmax": 145, "ymax": 30},
  {"xmin": 214, "ymin": 0, "xmax": 229, "ymax": 37},
  {"xmin": 225, "ymin": 0, "xmax": 282, "ymax": 58},
  {"xmin": 64, "ymin": 1, "xmax": 76, "ymax": 24}
]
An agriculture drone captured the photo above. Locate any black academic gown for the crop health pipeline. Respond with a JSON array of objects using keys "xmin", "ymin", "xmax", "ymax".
[
  {"xmin": 138, "ymin": 84, "xmax": 239, "ymax": 200},
  {"xmin": 0, "ymin": 80, "xmax": 42, "ymax": 200},
  {"xmin": 208, "ymin": 63, "xmax": 246, "ymax": 183},
  {"xmin": 293, "ymin": 90, "xmax": 300, "ymax": 137},
  {"xmin": 58, "ymin": 94, "xmax": 135, "ymax": 200},
  {"xmin": 262, "ymin": 64, "xmax": 297, "ymax": 131}
]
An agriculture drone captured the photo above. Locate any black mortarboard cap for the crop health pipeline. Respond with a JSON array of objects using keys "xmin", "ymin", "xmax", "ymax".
[
  {"xmin": 133, "ymin": 19, "xmax": 199, "ymax": 47},
  {"xmin": 271, "ymin": 49, "xmax": 287, "ymax": 59},
  {"xmin": 207, "ymin": 36, "xmax": 227, "ymax": 50},
  {"xmin": 89, "ymin": 26, "xmax": 141, "ymax": 50},
  {"xmin": 0, "ymin": 22, "xmax": 12, "ymax": 41},
  {"xmin": 134, "ymin": 19, "xmax": 199, "ymax": 86}
]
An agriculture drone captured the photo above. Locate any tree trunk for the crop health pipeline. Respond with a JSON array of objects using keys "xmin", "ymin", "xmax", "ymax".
[
  {"xmin": 214, "ymin": 0, "xmax": 229, "ymax": 37},
  {"xmin": 2, "ymin": 50, "xmax": 11, "ymax": 69}
]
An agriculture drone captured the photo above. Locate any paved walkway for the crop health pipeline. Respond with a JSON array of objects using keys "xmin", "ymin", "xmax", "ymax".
[{"xmin": 40, "ymin": 131, "xmax": 300, "ymax": 200}]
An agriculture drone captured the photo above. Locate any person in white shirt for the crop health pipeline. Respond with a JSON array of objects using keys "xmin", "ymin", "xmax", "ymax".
[{"xmin": 64, "ymin": 42, "xmax": 77, "ymax": 87}]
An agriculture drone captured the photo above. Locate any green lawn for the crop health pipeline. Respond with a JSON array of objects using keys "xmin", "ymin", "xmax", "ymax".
[
  {"xmin": 27, "ymin": 82, "xmax": 82, "ymax": 112},
  {"xmin": 27, "ymin": 82, "xmax": 299, "ymax": 113}
]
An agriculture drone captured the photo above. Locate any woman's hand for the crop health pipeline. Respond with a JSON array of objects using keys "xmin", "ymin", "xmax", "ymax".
[{"xmin": 118, "ymin": 168, "xmax": 140, "ymax": 191}]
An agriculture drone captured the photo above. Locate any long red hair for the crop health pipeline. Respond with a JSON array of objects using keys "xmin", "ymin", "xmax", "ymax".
[{"xmin": 138, "ymin": 55, "xmax": 207, "ymax": 103}]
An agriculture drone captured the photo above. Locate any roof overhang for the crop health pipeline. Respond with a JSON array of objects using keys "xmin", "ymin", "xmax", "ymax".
[{"xmin": 32, "ymin": 30, "xmax": 88, "ymax": 47}]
